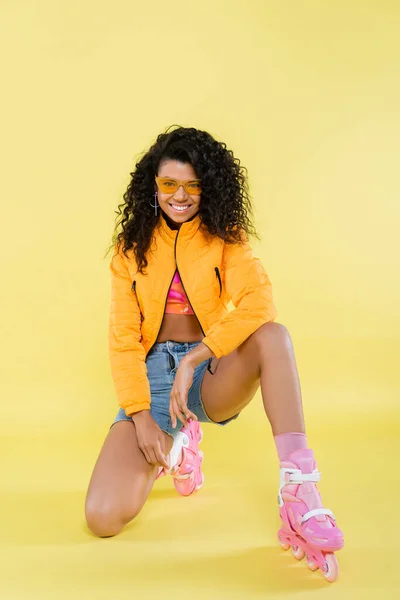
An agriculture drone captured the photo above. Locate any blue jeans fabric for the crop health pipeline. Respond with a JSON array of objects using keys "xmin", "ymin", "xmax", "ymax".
[{"xmin": 111, "ymin": 340, "xmax": 239, "ymax": 437}]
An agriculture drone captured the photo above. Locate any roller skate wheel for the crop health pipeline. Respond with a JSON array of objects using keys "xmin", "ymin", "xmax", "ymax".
[
  {"xmin": 291, "ymin": 544, "xmax": 305, "ymax": 561},
  {"xmin": 277, "ymin": 533, "xmax": 290, "ymax": 550},
  {"xmin": 306, "ymin": 555, "xmax": 319, "ymax": 571},
  {"xmin": 182, "ymin": 435, "xmax": 189, "ymax": 445},
  {"xmin": 321, "ymin": 553, "xmax": 339, "ymax": 583}
]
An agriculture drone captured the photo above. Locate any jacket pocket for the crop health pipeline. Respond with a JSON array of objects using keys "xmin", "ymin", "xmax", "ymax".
[
  {"xmin": 131, "ymin": 280, "xmax": 143, "ymax": 319},
  {"xmin": 215, "ymin": 267, "xmax": 222, "ymax": 297}
]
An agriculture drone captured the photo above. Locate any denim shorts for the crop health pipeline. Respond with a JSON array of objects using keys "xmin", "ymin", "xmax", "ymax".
[{"xmin": 111, "ymin": 340, "xmax": 239, "ymax": 437}]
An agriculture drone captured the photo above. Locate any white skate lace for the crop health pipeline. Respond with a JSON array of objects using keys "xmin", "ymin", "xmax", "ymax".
[{"xmin": 278, "ymin": 467, "xmax": 336, "ymax": 523}]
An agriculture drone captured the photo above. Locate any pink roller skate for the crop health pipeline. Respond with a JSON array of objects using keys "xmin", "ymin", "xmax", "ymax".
[
  {"xmin": 171, "ymin": 419, "xmax": 204, "ymax": 496},
  {"xmin": 156, "ymin": 419, "xmax": 204, "ymax": 496},
  {"xmin": 277, "ymin": 448, "xmax": 344, "ymax": 583}
]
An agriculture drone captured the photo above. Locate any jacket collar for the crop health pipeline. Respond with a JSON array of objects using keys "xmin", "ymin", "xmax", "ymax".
[{"xmin": 157, "ymin": 210, "xmax": 202, "ymax": 245}]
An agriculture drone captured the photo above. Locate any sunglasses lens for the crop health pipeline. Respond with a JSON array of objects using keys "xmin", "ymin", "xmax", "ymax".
[
  {"xmin": 186, "ymin": 181, "xmax": 202, "ymax": 194},
  {"xmin": 158, "ymin": 179, "xmax": 178, "ymax": 193},
  {"xmin": 157, "ymin": 178, "xmax": 202, "ymax": 195}
]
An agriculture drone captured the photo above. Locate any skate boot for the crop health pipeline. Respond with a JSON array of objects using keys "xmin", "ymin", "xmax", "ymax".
[
  {"xmin": 156, "ymin": 419, "xmax": 204, "ymax": 496},
  {"xmin": 277, "ymin": 448, "xmax": 344, "ymax": 583}
]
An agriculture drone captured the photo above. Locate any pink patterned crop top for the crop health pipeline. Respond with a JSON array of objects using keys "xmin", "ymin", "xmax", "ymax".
[{"xmin": 165, "ymin": 270, "xmax": 194, "ymax": 315}]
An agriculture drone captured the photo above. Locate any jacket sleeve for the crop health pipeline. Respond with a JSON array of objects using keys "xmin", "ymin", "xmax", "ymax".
[
  {"xmin": 201, "ymin": 236, "xmax": 278, "ymax": 359},
  {"xmin": 108, "ymin": 244, "xmax": 152, "ymax": 415}
]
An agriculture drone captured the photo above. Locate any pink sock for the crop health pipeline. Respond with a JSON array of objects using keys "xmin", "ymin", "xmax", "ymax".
[{"xmin": 273, "ymin": 432, "xmax": 308, "ymax": 462}]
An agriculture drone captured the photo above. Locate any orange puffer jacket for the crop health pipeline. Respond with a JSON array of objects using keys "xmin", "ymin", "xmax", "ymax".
[{"xmin": 108, "ymin": 212, "xmax": 278, "ymax": 416}]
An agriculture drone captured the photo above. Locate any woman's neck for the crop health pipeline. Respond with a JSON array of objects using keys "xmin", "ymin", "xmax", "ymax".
[
  {"xmin": 161, "ymin": 210, "xmax": 180, "ymax": 230},
  {"xmin": 160, "ymin": 209, "xmax": 199, "ymax": 231}
]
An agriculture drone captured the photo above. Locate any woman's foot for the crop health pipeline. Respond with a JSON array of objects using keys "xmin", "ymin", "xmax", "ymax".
[{"xmin": 277, "ymin": 448, "xmax": 344, "ymax": 582}]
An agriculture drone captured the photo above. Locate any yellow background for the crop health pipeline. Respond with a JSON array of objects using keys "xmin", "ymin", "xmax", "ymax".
[{"xmin": 1, "ymin": 0, "xmax": 399, "ymax": 598}]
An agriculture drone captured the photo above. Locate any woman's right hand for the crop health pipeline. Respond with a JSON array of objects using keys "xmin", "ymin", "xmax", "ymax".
[{"xmin": 131, "ymin": 410, "xmax": 170, "ymax": 470}]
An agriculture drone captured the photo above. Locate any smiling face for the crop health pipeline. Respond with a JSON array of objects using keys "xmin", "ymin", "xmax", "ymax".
[{"xmin": 155, "ymin": 159, "xmax": 201, "ymax": 227}]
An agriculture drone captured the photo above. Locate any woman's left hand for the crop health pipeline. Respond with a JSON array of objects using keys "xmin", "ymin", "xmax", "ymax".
[{"xmin": 169, "ymin": 359, "xmax": 199, "ymax": 428}]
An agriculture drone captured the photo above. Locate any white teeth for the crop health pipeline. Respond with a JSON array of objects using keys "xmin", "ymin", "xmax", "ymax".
[{"xmin": 171, "ymin": 204, "xmax": 190, "ymax": 211}]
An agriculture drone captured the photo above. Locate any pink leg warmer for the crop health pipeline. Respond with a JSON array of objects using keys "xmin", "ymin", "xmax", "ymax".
[{"xmin": 273, "ymin": 432, "xmax": 308, "ymax": 462}]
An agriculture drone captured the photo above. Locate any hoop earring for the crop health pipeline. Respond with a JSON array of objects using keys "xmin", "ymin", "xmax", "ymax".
[{"xmin": 150, "ymin": 191, "xmax": 159, "ymax": 216}]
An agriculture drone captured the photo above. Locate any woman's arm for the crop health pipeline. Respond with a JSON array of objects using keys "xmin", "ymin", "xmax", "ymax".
[
  {"xmin": 108, "ymin": 245, "xmax": 152, "ymax": 416},
  {"xmin": 201, "ymin": 236, "xmax": 278, "ymax": 359},
  {"xmin": 181, "ymin": 341, "xmax": 215, "ymax": 368}
]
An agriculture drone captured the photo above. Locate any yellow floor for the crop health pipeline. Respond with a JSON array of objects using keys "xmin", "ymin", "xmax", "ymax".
[{"xmin": 1, "ymin": 382, "xmax": 399, "ymax": 599}]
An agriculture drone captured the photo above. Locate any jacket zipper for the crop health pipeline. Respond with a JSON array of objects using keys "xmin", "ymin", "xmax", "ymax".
[
  {"xmin": 174, "ymin": 234, "xmax": 214, "ymax": 373},
  {"xmin": 174, "ymin": 230, "xmax": 205, "ymax": 337},
  {"xmin": 147, "ymin": 228, "xmax": 206, "ymax": 356},
  {"xmin": 215, "ymin": 266, "xmax": 222, "ymax": 297}
]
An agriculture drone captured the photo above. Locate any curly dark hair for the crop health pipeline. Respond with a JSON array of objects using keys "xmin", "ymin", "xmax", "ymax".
[{"xmin": 104, "ymin": 124, "xmax": 260, "ymax": 274}]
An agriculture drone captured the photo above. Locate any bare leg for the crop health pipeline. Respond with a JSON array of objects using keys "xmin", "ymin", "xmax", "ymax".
[
  {"xmin": 201, "ymin": 322, "xmax": 306, "ymax": 435},
  {"xmin": 258, "ymin": 323, "xmax": 306, "ymax": 435},
  {"xmin": 85, "ymin": 421, "xmax": 173, "ymax": 537}
]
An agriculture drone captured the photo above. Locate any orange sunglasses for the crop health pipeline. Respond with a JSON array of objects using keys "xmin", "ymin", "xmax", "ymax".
[{"xmin": 155, "ymin": 176, "xmax": 202, "ymax": 195}]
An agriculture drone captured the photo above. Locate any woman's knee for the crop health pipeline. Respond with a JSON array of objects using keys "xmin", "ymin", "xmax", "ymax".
[
  {"xmin": 252, "ymin": 321, "xmax": 291, "ymax": 351},
  {"xmin": 85, "ymin": 500, "xmax": 142, "ymax": 538}
]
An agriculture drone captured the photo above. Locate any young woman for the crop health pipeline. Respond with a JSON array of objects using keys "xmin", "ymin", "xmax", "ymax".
[{"xmin": 85, "ymin": 125, "xmax": 344, "ymax": 582}]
